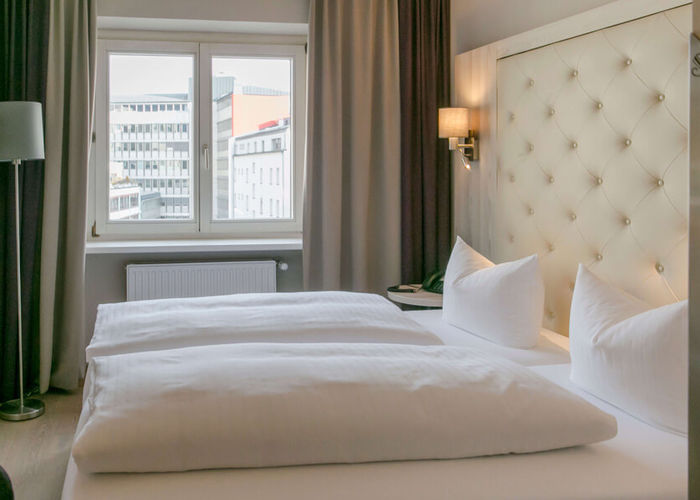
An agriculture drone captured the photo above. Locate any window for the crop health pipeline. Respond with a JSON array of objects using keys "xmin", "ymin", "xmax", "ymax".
[{"xmin": 93, "ymin": 39, "xmax": 305, "ymax": 236}]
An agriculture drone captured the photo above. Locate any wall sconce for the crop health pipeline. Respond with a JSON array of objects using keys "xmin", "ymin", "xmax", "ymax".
[{"xmin": 438, "ymin": 107, "xmax": 479, "ymax": 169}]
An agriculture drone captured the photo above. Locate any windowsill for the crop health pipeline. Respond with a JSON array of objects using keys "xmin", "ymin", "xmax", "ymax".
[{"xmin": 85, "ymin": 238, "xmax": 302, "ymax": 254}]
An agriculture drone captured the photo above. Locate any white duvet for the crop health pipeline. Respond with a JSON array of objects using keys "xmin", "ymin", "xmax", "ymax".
[
  {"xmin": 73, "ymin": 343, "xmax": 617, "ymax": 473},
  {"xmin": 87, "ymin": 291, "xmax": 440, "ymax": 361}
]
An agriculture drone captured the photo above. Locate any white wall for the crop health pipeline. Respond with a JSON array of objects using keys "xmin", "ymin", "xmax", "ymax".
[{"xmin": 97, "ymin": 0, "xmax": 309, "ymax": 24}]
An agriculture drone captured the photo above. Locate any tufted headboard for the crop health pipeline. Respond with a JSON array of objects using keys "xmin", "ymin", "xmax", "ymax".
[{"xmin": 462, "ymin": 3, "xmax": 691, "ymax": 335}]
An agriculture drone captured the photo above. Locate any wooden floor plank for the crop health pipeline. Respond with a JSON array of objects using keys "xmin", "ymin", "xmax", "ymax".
[{"xmin": 0, "ymin": 390, "xmax": 82, "ymax": 500}]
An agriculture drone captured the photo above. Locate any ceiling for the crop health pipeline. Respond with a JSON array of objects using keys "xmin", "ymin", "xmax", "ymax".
[{"xmin": 451, "ymin": 0, "xmax": 619, "ymax": 55}]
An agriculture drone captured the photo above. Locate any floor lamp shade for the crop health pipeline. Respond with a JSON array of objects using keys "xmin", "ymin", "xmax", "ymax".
[{"xmin": 0, "ymin": 101, "xmax": 45, "ymax": 161}]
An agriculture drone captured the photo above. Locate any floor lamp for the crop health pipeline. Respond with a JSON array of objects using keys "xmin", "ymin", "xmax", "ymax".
[{"xmin": 0, "ymin": 101, "xmax": 45, "ymax": 421}]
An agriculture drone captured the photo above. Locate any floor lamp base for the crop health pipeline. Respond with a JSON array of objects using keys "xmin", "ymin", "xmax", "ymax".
[{"xmin": 0, "ymin": 398, "xmax": 45, "ymax": 421}]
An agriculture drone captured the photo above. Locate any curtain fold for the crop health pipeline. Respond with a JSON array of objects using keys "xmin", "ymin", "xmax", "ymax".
[
  {"xmin": 303, "ymin": 0, "xmax": 402, "ymax": 293},
  {"xmin": 398, "ymin": 0, "xmax": 452, "ymax": 284},
  {"xmin": 0, "ymin": 0, "xmax": 49, "ymax": 402},
  {"xmin": 40, "ymin": 0, "xmax": 96, "ymax": 391}
]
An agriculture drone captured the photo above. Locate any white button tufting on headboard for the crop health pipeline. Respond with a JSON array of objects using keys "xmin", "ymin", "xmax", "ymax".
[{"xmin": 494, "ymin": 5, "xmax": 690, "ymax": 335}]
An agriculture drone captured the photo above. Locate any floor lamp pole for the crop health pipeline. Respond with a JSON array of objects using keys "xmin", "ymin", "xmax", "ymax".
[
  {"xmin": 14, "ymin": 159, "xmax": 24, "ymax": 410},
  {"xmin": 0, "ymin": 159, "xmax": 44, "ymax": 421}
]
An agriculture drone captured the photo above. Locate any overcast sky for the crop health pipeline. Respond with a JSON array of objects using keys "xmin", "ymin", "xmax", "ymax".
[{"xmin": 110, "ymin": 54, "xmax": 291, "ymax": 97}]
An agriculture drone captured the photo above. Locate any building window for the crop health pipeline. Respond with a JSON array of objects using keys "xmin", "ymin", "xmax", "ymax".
[{"xmin": 93, "ymin": 39, "xmax": 305, "ymax": 236}]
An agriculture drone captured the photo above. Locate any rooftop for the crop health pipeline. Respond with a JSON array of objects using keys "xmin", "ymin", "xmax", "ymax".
[
  {"xmin": 234, "ymin": 118, "xmax": 290, "ymax": 140},
  {"xmin": 111, "ymin": 93, "xmax": 190, "ymax": 104}
]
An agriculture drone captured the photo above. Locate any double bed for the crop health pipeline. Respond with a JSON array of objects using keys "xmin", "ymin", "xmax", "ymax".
[{"xmin": 62, "ymin": 306, "xmax": 687, "ymax": 500}]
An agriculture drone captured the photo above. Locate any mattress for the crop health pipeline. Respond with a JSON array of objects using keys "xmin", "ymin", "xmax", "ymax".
[
  {"xmin": 62, "ymin": 363, "xmax": 686, "ymax": 500},
  {"xmin": 406, "ymin": 309, "xmax": 570, "ymax": 366}
]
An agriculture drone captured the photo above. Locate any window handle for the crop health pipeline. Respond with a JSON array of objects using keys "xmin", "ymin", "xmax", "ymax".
[{"xmin": 202, "ymin": 144, "xmax": 209, "ymax": 170}]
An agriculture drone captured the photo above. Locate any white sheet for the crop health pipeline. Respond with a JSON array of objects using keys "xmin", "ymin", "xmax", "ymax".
[
  {"xmin": 72, "ymin": 343, "xmax": 614, "ymax": 473},
  {"xmin": 87, "ymin": 292, "xmax": 440, "ymax": 361},
  {"xmin": 407, "ymin": 309, "xmax": 570, "ymax": 366},
  {"xmin": 62, "ymin": 363, "xmax": 686, "ymax": 500}
]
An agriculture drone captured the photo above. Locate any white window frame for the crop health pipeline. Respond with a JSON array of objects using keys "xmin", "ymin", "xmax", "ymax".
[
  {"xmin": 94, "ymin": 40, "xmax": 200, "ymax": 236},
  {"xmin": 92, "ymin": 38, "xmax": 306, "ymax": 238},
  {"xmin": 199, "ymin": 43, "xmax": 305, "ymax": 235}
]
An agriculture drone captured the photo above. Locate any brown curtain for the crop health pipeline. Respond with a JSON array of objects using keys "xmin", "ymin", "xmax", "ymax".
[
  {"xmin": 0, "ymin": 0, "xmax": 49, "ymax": 402},
  {"xmin": 40, "ymin": 0, "xmax": 96, "ymax": 391},
  {"xmin": 304, "ymin": 0, "xmax": 402, "ymax": 293},
  {"xmin": 398, "ymin": 0, "xmax": 452, "ymax": 284}
]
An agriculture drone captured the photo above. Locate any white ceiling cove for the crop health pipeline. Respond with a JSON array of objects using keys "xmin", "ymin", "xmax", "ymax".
[{"xmin": 451, "ymin": 0, "xmax": 619, "ymax": 54}]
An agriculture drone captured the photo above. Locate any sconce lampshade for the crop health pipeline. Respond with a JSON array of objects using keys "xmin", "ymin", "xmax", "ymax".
[
  {"xmin": 0, "ymin": 101, "xmax": 45, "ymax": 162},
  {"xmin": 438, "ymin": 107, "xmax": 470, "ymax": 138}
]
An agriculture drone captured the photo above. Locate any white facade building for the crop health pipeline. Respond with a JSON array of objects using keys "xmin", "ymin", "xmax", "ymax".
[
  {"xmin": 214, "ymin": 92, "xmax": 234, "ymax": 218},
  {"xmin": 108, "ymin": 183, "xmax": 140, "ymax": 220},
  {"xmin": 108, "ymin": 94, "xmax": 192, "ymax": 219},
  {"xmin": 230, "ymin": 118, "xmax": 291, "ymax": 219},
  {"xmin": 212, "ymin": 80, "xmax": 289, "ymax": 220}
]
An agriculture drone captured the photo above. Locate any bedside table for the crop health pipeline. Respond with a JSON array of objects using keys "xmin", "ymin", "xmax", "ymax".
[{"xmin": 387, "ymin": 285, "xmax": 443, "ymax": 309}]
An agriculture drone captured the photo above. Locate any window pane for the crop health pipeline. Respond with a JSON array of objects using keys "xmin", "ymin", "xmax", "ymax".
[
  {"xmin": 211, "ymin": 57, "xmax": 292, "ymax": 220},
  {"xmin": 108, "ymin": 53, "xmax": 194, "ymax": 221}
]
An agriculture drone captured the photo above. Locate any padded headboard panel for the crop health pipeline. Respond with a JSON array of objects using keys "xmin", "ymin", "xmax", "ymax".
[{"xmin": 494, "ymin": 5, "xmax": 690, "ymax": 335}]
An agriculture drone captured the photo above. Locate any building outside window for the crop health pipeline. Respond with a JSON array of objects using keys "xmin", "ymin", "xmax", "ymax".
[
  {"xmin": 229, "ymin": 117, "xmax": 291, "ymax": 219},
  {"xmin": 93, "ymin": 39, "xmax": 305, "ymax": 236},
  {"xmin": 108, "ymin": 89, "xmax": 192, "ymax": 220},
  {"xmin": 108, "ymin": 183, "xmax": 140, "ymax": 220}
]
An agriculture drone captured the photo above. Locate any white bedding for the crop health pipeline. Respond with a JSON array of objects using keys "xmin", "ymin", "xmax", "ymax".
[
  {"xmin": 407, "ymin": 309, "xmax": 570, "ymax": 366},
  {"xmin": 62, "ymin": 363, "xmax": 687, "ymax": 500},
  {"xmin": 72, "ymin": 343, "xmax": 614, "ymax": 473},
  {"xmin": 87, "ymin": 291, "xmax": 440, "ymax": 361},
  {"xmin": 66, "ymin": 292, "xmax": 682, "ymax": 499}
]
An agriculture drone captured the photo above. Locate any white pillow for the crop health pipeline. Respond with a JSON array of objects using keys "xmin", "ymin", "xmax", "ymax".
[
  {"xmin": 569, "ymin": 264, "xmax": 688, "ymax": 434},
  {"xmin": 442, "ymin": 237, "xmax": 544, "ymax": 348}
]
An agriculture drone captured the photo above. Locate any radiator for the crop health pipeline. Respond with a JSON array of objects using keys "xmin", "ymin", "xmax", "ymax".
[{"xmin": 126, "ymin": 261, "xmax": 277, "ymax": 301}]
